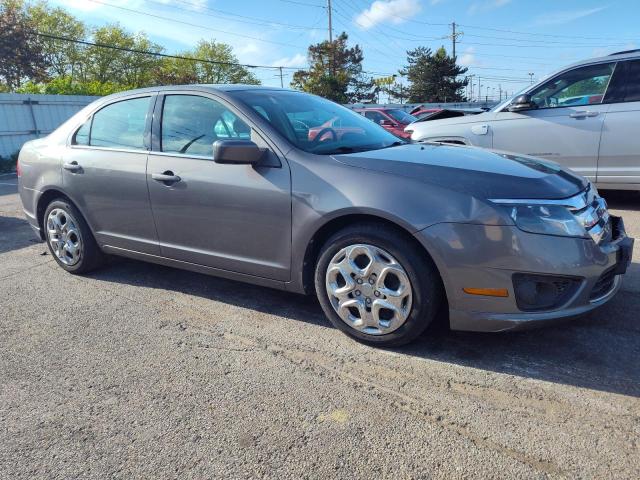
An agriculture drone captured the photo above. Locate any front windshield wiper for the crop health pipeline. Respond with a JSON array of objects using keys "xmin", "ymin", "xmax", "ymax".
[{"xmin": 377, "ymin": 141, "xmax": 406, "ymax": 149}]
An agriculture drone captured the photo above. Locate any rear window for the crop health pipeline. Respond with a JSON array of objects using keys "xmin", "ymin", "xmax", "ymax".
[
  {"xmin": 90, "ymin": 97, "xmax": 150, "ymax": 150},
  {"xmin": 625, "ymin": 60, "xmax": 640, "ymax": 102}
]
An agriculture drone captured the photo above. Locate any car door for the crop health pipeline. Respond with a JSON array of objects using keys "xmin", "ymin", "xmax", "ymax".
[
  {"xmin": 146, "ymin": 92, "xmax": 292, "ymax": 281},
  {"xmin": 489, "ymin": 62, "xmax": 617, "ymax": 182},
  {"xmin": 63, "ymin": 94, "xmax": 160, "ymax": 255},
  {"xmin": 597, "ymin": 59, "xmax": 640, "ymax": 187}
]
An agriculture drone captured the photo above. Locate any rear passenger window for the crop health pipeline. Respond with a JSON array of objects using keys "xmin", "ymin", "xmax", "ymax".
[
  {"xmin": 73, "ymin": 119, "xmax": 91, "ymax": 145},
  {"xmin": 90, "ymin": 97, "xmax": 150, "ymax": 150},
  {"xmin": 625, "ymin": 60, "xmax": 640, "ymax": 102},
  {"xmin": 161, "ymin": 95, "xmax": 252, "ymax": 156}
]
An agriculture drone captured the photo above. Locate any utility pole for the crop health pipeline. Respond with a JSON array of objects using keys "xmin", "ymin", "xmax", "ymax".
[
  {"xmin": 477, "ymin": 76, "xmax": 481, "ymax": 102},
  {"xmin": 498, "ymin": 83, "xmax": 502, "ymax": 101},
  {"xmin": 467, "ymin": 74, "xmax": 475, "ymax": 102},
  {"xmin": 327, "ymin": 0, "xmax": 334, "ymax": 75},
  {"xmin": 277, "ymin": 66, "xmax": 284, "ymax": 88},
  {"xmin": 450, "ymin": 22, "xmax": 463, "ymax": 58},
  {"xmin": 528, "ymin": 72, "xmax": 534, "ymax": 84},
  {"xmin": 327, "ymin": 0, "xmax": 333, "ymax": 44}
]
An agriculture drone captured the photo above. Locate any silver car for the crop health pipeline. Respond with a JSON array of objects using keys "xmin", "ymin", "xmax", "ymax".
[
  {"xmin": 407, "ymin": 49, "xmax": 640, "ymax": 191},
  {"xmin": 17, "ymin": 85, "xmax": 634, "ymax": 346}
]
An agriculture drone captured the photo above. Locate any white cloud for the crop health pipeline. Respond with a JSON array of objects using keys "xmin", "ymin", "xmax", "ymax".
[
  {"xmin": 272, "ymin": 53, "xmax": 307, "ymax": 68},
  {"xmin": 458, "ymin": 47, "xmax": 476, "ymax": 66},
  {"xmin": 533, "ymin": 6, "xmax": 607, "ymax": 26},
  {"xmin": 355, "ymin": 0, "xmax": 422, "ymax": 30},
  {"xmin": 468, "ymin": 0, "xmax": 511, "ymax": 15}
]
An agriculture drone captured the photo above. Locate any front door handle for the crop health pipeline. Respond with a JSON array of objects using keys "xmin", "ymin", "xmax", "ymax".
[
  {"xmin": 570, "ymin": 111, "xmax": 599, "ymax": 118},
  {"xmin": 63, "ymin": 161, "xmax": 81, "ymax": 172},
  {"xmin": 152, "ymin": 171, "xmax": 181, "ymax": 184}
]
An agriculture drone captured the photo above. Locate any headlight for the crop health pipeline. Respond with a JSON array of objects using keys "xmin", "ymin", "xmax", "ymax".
[
  {"xmin": 490, "ymin": 183, "xmax": 611, "ymax": 242},
  {"xmin": 507, "ymin": 204, "xmax": 587, "ymax": 238}
]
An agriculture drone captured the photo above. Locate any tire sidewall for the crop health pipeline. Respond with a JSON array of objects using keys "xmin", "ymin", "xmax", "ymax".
[
  {"xmin": 315, "ymin": 226, "xmax": 441, "ymax": 346},
  {"xmin": 44, "ymin": 200, "xmax": 93, "ymax": 273}
]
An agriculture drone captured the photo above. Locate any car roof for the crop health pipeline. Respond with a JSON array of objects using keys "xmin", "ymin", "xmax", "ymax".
[
  {"xmin": 562, "ymin": 49, "xmax": 640, "ymax": 70},
  {"xmin": 98, "ymin": 84, "xmax": 296, "ymax": 102}
]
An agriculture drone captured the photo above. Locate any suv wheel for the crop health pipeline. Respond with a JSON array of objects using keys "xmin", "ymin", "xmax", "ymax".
[
  {"xmin": 44, "ymin": 199, "xmax": 104, "ymax": 274},
  {"xmin": 315, "ymin": 223, "xmax": 442, "ymax": 346}
]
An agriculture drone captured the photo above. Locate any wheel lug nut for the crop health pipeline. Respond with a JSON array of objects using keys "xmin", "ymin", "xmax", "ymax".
[
  {"xmin": 355, "ymin": 290, "xmax": 361, "ymax": 296},
  {"xmin": 368, "ymin": 278, "xmax": 375, "ymax": 285},
  {"xmin": 356, "ymin": 278, "xmax": 363, "ymax": 284},
  {"xmin": 366, "ymin": 298, "xmax": 372, "ymax": 304},
  {"xmin": 374, "ymin": 291, "xmax": 380, "ymax": 297}
]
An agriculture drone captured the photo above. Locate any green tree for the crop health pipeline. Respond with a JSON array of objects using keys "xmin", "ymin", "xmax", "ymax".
[
  {"xmin": 291, "ymin": 32, "xmax": 375, "ymax": 103},
  {"xmin": 27, "ymin": 1, "xmax": 86, "ymax": 79},
  {"xmin": 0, "ymin": 0, "xmax": 48, "ymax": 89},
  {"xmin": 156, "ymin": 40, "xmax": 259, "ymax": 85},
  {"xmin": 399, "ymin": 46, "xmax": 468, "ymax": 103}
]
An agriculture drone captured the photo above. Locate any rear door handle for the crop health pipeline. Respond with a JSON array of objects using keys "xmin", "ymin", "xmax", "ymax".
[
  {"xmin": 570, "ymin": 111, "xmax": 599, "ymax": 118},
  {"xmin": 152, "ymin": 171, "xmax": 181, "ymax": 184},
  {"xmin": 63, "ymin": 161, "xmax": 81, "ymax": 172}
]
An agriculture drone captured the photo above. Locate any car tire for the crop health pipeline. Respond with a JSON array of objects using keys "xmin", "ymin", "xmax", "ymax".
[
  {"xmin": 43, "ymin": 199, "xmax": 105, "ymax": 274},
  {"xmin": 314, "ymin": 222, "xmax": 442, "ymax": 347}
]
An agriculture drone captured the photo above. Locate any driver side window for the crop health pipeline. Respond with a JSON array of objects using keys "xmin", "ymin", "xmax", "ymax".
[
  {"xmin": 161, "ymin": 95, "xmax": 251, "ymax": 156},
  {"xmin": 530, "ymin": 62, "xmax": 616, "ymax": 109}
]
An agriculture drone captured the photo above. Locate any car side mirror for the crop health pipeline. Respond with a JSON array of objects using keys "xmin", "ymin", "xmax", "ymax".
[
  {"xmin": 507, "ymin": 94, "xmax": 538, "ymax": 113},
  {"xmin": 213, "ymin": 139, "xmax": 265, "ymax": 165}
]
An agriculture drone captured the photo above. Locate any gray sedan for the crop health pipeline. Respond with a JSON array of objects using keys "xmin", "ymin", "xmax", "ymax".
[{"xmin": 17, "ymin": 85, "xmax": 634, "ymax": 346}]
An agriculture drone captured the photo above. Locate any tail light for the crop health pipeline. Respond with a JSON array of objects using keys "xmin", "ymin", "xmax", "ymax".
[{"xmin": 16, "ymin": 158, "xmax": 22, "ymax": 178}]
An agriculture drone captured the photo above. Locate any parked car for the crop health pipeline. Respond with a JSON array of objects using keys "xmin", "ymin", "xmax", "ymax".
[
  {"xmin": 18, "ymin": 85, "xmax": 633, "ymax": 346},
  {"xmin": 410, "ymin": 106, "xmax": 443, "ymax": 119},
  {"xmin": 354, "ymin": 107, "xmax": 416, "ymax": 139},
  {"xmin": 406, "ymin": 49, "xmax": 640, "ymax": 191}
]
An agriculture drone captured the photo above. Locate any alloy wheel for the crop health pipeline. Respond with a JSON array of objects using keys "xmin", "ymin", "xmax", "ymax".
[
  {"xmin": 46, "ymin": 208, "xmax": 83, "ymax": 266},
  {"xmin": 325, "ymin": 244, "xmax": 413, "ymax": 335}
]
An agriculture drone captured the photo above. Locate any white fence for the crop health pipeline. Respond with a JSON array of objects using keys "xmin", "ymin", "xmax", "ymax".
[{"xmin": 0, "ymin": 93, "xmax": 98, "ymax": 158}]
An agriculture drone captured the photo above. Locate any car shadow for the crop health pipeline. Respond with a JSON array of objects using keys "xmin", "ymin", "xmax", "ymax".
[
  {"xmin": 600, "ymin": 189, "xmax": 639, "ymax": 211},
  {"xmin": 90, "ymin": 257, "xmax": 640, "ymax": 398},
  {"xmin": 0, "ymin": 215, "xmax": 40, "ymax": 254}
]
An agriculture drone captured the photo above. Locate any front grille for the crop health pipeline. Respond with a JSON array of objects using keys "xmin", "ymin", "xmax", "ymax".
[
  {"xmin": 590, "ymin": 268, "xmax": 617, "ymax": 301},
  {"xmin": 569, "ymin": 186, "xmax": 611, "ymax": 244}
]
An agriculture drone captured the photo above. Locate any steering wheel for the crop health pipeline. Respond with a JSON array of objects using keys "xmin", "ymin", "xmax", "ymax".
[
  {"xmin": 311, "ymin": 127, "xmax": 337, "ymax": 145},
  {"xmin": 291, "ymin": 119, "xmax": 310, "ymax": 130}
]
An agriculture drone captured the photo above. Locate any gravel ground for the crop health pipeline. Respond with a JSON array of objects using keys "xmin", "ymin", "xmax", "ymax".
[{"xmin": 1, "ymin": 174, "xmax": 639, "ymax": 479}]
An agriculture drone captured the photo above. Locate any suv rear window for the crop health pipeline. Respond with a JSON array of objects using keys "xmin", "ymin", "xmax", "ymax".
[{"xmin": 625, "ymin": 60, "xmax": 640, "ymax": 102}]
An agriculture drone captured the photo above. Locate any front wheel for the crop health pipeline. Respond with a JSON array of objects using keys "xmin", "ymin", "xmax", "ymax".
[
  {"xmin": 44, "ymin": 199, "xmax": 104, "ymax": 274},
  {"xmin": 314, "ymin": 223, "xmax": 443, "ymax": 347}
]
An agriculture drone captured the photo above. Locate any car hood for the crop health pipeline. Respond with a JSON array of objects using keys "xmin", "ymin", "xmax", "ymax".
[
  {"xmin": 332, "ymin": 143, "xmax": 587, "ymax": 200},
  {"xmin": 406, "ymin": 111, "xmax": 495, "ymax": 130}
]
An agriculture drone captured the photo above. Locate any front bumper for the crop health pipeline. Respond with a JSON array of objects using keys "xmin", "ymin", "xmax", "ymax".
[{"xmin": 415, "ymin": 216, "xmax": 633, "ymax": 332}]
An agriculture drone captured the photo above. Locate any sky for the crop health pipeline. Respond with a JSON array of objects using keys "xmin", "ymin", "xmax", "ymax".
[{"xmin": 49, "ymin": 0, "xmax": 640, "ymax": 100}]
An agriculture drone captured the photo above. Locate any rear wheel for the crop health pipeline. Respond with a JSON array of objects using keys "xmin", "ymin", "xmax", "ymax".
[
  {"xmin": 44, "ymin": 199, "xmax": 104, "ymax": 274},
  {"xmin": 315, "ymin": 223, "xmax": 442, "ymax": 346}
]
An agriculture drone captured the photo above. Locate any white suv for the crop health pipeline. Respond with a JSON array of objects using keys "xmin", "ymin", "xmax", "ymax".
[{"xmin": 406, "ymin": 50, "xmax": 640, "ymax": 191}]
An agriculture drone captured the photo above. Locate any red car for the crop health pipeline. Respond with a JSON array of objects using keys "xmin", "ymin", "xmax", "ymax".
[{"xmin": 353, "ymin": 107, "xmax": 417, "ymax": 139}]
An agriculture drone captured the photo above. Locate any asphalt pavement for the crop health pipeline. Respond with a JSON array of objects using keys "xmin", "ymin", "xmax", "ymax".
[{"xmin": 1, "ymin": 174, "xmax": 639, "ymax": 479}]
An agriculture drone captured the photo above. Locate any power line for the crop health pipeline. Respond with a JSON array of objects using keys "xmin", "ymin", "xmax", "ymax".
[
  {"xmin": 85, "ymin": 0, "xmax": 303, "ymax": 49},
  {"xmin": 143, "ymin": 0, "xmax": 325, "ymax": 31},
  {"xmin": 32, "ymin": 31, "xmax": 303, "ymax": 71},
  {"xmin": 33, "ymin": 30, "xmax": 397, "ymax": 78},
  {"xmin": 458, "ymin": 23, "xmax": 638, "ymax": 42}
]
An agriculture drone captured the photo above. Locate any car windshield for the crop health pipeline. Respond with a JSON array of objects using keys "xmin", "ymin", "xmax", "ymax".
[
  {"xmin": 231, "ymin": 90, "xmax": 405, "ymax": 155},
  {"xmin": 386, "ymin": 109, "xmax": 417, "ymax": 124}
]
